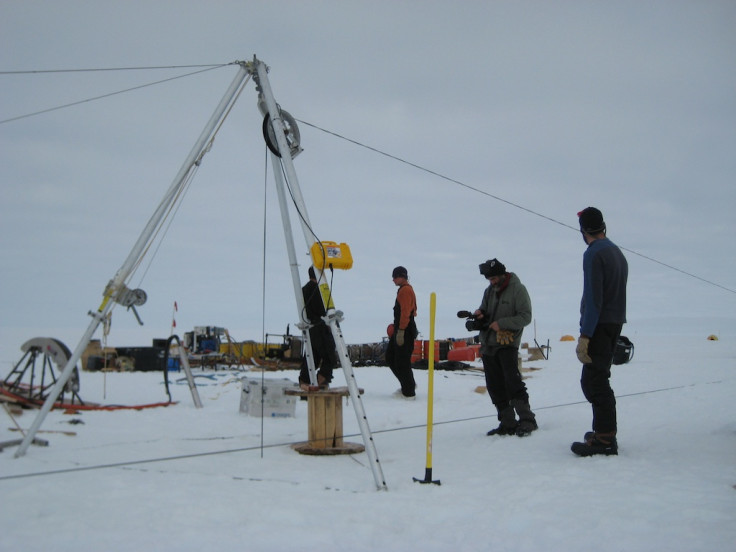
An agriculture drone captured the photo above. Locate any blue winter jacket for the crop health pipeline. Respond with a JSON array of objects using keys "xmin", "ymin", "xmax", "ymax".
[{"xmin": 579, "ymin": 237, "xmax": 628, "ymax": 337}]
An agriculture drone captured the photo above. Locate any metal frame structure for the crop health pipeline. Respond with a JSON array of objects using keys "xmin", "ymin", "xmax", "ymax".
[{"xmin": 15, "ymin": 57, "xmax": 387, "ymax": 490}]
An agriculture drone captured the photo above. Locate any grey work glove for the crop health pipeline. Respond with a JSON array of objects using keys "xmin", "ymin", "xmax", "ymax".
[
  {"xmin": 496, "ymin": 330, "xmax": 514, "ymax": 346},
  {"xmin": 576, "ymin": 336, "xmax": 592, "ymax": 364},
  {"xmin": 396, "ymin": 329, "xmax": 405, "ymax": 347}
]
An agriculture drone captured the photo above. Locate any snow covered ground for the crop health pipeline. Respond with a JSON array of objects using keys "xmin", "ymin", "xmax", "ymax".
[{"xmin": 1, "ymin": 325, "xmax": 735, "ymax": 552}]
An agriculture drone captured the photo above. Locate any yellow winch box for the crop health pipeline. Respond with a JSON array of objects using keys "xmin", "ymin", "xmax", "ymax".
[{"xmin": 310, "ymin": 241, "xmax": 353, "ymax": 270}]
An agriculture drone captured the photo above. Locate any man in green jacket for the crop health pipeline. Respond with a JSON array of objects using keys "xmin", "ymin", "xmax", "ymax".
[{"xmin": 473, "ymin": 258, "xmax": 537, "ymax": 437}]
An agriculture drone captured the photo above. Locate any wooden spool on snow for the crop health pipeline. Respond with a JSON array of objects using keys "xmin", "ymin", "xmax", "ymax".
[{"xmin": 285, "ymin": 386, "xmax": 365, "ymax": 455}]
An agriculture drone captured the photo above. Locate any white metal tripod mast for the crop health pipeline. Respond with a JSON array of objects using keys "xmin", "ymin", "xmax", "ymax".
[
  {"xmin": 14, "ymin": 57, "xmax": 387, "ymax": 490},
  {"xmin": 252, "ymin": 59, "xmax": 387, "ymax": 490}
]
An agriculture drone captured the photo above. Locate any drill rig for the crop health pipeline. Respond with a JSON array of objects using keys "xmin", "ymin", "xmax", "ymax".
[{"xmin": 16, "ymin": 58, "xmax": 387, "ymax": 490}]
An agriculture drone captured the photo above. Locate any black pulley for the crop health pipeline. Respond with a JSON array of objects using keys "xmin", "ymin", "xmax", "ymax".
[{"xmin": 262, "ymin": 108, "xmax": 302, "ymax": 158}]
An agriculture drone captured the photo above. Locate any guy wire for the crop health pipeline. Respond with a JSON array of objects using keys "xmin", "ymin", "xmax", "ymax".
[{"xmin": 296, "ymin": 118, "xmax": 735, "ymax": 296}]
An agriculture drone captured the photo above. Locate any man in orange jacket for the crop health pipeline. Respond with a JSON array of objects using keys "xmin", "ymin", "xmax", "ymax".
[{"xmin": 385, "ymin": 266, "xmax": 418, "ymax": 399}]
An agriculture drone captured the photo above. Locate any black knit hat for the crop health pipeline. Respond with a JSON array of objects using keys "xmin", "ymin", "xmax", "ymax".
[
  {"xmin": 578, "ymin": 207, "xmax": 606, "ymax": 234},
  {"xmin": 392, "ymin": 266, "xmax": 408, "ymax": 279},
  {"xmin": 479, "ymin": 258, "xmax": 506, "ymax": 278}
]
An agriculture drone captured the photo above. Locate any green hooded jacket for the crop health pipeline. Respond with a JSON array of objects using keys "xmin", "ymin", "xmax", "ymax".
[{"xmin": 477, "ymin": 272, "xmax": 532, "ymax": 355}]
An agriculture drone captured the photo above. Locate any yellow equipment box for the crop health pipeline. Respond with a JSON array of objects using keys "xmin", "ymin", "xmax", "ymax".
[{"xmin": 310, "ymin": 241, "xmax": 353, "ymax": 270}]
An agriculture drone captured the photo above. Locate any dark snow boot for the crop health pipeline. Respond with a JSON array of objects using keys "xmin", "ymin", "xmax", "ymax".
[
  {"xmin": 515, "ymin": 419, "xmax": 539, "ymax": 437},
  {"xmin": 486, "ymin": 407, "xmax": 517, "ymax": 436},
  {"xmin": 511, "ymin": 399, "xmax": 537, "ymax": 437},
  {"xmin": 571, "ymin": 432, "xmax": 618, "ymax": 456},
  {"xmin": 486, "ymin": 424, "xmax": 518, "ymax": 436}
]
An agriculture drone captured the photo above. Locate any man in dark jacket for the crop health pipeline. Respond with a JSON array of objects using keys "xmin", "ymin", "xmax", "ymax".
[
  {"xmin": 571, "ymin": 207, "xmax": 628, "ymax": 456},
  {"xmin": 473, "ymin": 258, "xmax": 537, "ymax": 437},
  {"xmin": 298, "ymin": 266, "xmax": 337, "ymax": 390}
]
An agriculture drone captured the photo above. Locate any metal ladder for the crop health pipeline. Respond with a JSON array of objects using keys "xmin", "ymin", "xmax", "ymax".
[{"xmin": 253, "ymin": 59, "xmax": 387, "ymax": 490}]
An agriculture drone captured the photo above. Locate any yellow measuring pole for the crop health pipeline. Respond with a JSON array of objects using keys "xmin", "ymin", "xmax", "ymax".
[{"xmin": 414, "ymin": 292, "xmax": 440, "ymax": 485}]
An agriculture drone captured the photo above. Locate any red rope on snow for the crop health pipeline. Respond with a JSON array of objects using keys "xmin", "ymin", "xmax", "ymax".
[{"xmin": 0, "ymin": 385, "xmax": 177, "ymax": 411}]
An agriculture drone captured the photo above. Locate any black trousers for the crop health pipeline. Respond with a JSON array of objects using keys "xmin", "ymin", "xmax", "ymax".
[
  {"xmin": 580, "ymin": 323, "xmax": 622, "ymax": 434},
  {"xmin": 482, "ymin": 347, "xmax": 528, "ymax": 413},
  {"xmin": 299, "ymin": 324, "xmax": 337, "ymax": 385},
  {"xmin": 385, "ymin": 328, "xmax": 417, "ymax": 396}
]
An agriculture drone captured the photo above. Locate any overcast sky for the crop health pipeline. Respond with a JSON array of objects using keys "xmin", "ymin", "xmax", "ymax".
[{"xmin": 1, "ymin": 1, "xmax": 735, "ymax": 361}]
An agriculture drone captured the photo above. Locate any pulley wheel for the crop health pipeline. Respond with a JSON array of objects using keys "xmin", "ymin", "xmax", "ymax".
[{"xmin": 262, "ymin": 109, "xmax": 301, "ymax": 158}]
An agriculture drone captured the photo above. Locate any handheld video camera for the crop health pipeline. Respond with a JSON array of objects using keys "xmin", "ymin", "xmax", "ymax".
[{"xmin": 457, "ymin": 310, "xmax": 489, "ymax": 332}]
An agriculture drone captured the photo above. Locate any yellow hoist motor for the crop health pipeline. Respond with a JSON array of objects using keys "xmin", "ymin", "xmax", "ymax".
[{"xmin": 310, "ymin": 241, "xmax": 353, "ymax": 271}]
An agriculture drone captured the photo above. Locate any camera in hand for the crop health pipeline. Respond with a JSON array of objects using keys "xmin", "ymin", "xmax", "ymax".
[{"xmin": 457, "ymin": 310, "xmax": 489, "ymax": 332}]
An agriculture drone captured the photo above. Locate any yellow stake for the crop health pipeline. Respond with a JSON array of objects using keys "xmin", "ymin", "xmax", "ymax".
[{"xmin": 414, "ymin": 292, "xmax": 440, "ymax": 485}]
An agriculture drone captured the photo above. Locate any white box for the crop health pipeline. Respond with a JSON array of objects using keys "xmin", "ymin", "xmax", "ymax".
[{"xmin": 240, "ymin": 377, "xmax": 299, "ymax": 418}]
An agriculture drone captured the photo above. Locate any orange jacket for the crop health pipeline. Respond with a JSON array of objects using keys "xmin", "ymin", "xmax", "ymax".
[{"xmin": 395, "ymin": 283, "xmax": 417, "ymax": 330}]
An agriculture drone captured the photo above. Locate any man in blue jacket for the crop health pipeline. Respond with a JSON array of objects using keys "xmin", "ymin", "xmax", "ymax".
[{"xmin": 571, "ymin": 207, "xmax": 628, "ymax": 456}]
